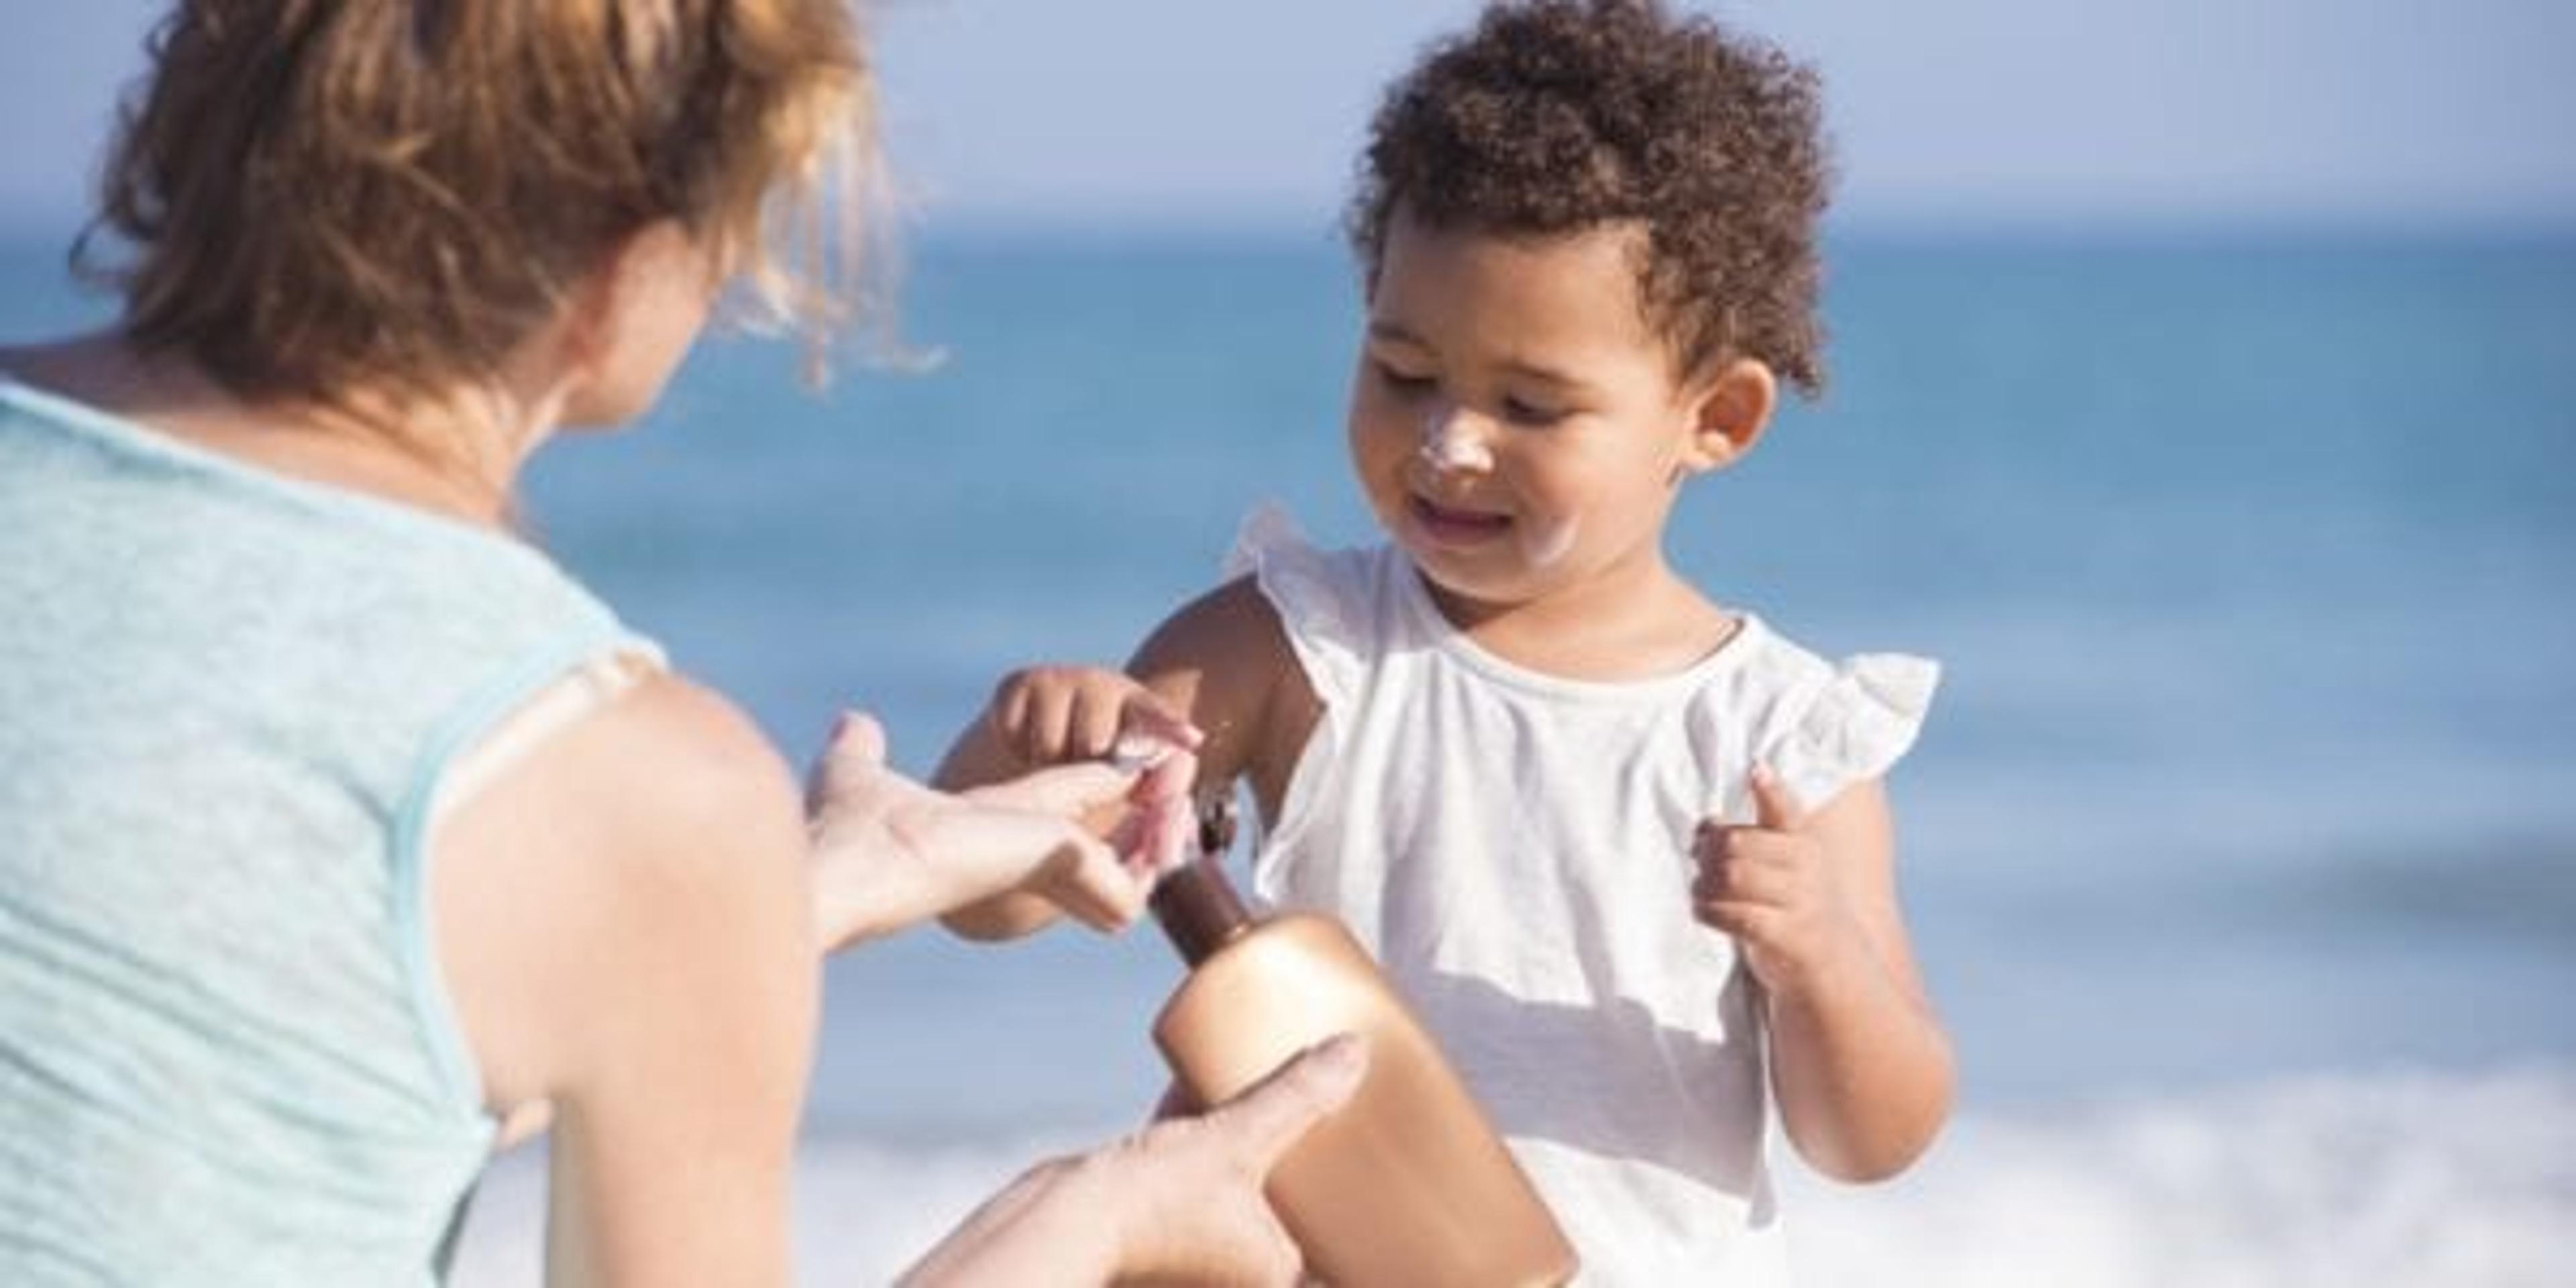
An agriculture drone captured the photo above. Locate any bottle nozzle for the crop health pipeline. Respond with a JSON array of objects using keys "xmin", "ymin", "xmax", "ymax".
[
  {"xmin": 1151, "ymin": 790, "xmax": 1252, "ymax": 966},
  {"xmin": 1197, "ymin": 792, "xmax": 1238, "ymax": 858}
]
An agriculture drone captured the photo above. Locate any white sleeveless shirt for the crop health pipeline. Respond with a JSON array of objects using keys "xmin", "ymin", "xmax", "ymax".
[{"xmin": 1231, "ymin": 508, "xmax": 1937, "ymax": 1285}]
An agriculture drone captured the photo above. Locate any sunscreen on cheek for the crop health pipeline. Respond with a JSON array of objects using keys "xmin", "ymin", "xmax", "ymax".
[{"xmin": 1519, "ymin": 517, "xmax": 1578, "ymax": 569}]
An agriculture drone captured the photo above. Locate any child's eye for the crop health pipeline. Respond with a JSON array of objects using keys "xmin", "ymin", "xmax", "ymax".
[
  {"xmin": 1374, "ymin": 361, "xmax": 1436, "ymax": 396},
  {"xmin": 1501, "ymin": 396, "xmax": 1567, "ymax": 427}
]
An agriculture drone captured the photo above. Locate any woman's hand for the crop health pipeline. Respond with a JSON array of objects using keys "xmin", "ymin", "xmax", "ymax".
[
  {"xmin": 804, "ymin": 710, "xmax": 1197, "ymax": 951},
  {"xmin": 901, "ymin": 1035, "xmax": 1368, "ymax": 1287}
]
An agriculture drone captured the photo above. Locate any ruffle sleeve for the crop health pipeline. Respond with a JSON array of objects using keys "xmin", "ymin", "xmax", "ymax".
[
  {"xmin": 1220, "ymin": 502, "xmax": 1370, "ymax": 709},
  {"xmin": 1764, "ymin": 653, "xmax": 1940, "ymax": 812}
]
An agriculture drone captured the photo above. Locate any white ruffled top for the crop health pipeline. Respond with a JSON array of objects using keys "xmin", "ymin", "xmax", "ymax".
[{"xmin": 1224, "ymin": 506, "xmax": 1937, "ymax": 1285}]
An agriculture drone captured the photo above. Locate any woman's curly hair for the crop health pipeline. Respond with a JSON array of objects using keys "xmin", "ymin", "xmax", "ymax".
[{"xmin": 1348, "ymin": 0, "xmax": 1832, "ymax": 396}]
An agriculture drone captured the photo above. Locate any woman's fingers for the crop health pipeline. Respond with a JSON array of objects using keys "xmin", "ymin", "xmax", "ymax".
[
  {"xmin": 1199, "ymin": 1034, "xmax": 1369, "ymax": 1176},
  {"xmin": 1110, "ymin": 785, "xmax": 1197, "ymax": 876},
  {"xmin": 1037, "ymin": 822, "xmax": 1151, "ymax": 930},
  {"xmin": 969, "ymin": 759, "xmax": 1140, "ymax": 820},
  {"xmin": 931, "ymin": 798, "xmax": 1148, "ymax": 930},
  {"xmin": 807, "ymin": 708, "xmax": 890, "ymax": 803},
  {"xmin": 809, "ymin": 690, "xmax": 1206, "ymax": 938}
]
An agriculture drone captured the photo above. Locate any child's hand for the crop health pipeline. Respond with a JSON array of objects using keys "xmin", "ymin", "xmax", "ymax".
[
  {"xmin": 984, "ymin": 665, "xmax": 1204, "ymax": 879},
  {"xmin": 986, "ymin": 664, "xmax": 1203, "ymax": 768},
  {"xmin": 1690, "ymin": 766, "xmax": 1870, "ymax": 994}
]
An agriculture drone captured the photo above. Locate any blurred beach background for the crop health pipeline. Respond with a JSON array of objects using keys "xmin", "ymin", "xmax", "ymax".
[{"xmin": 6, "ymin": 1, "xmax": 2573, "ymax": 1283}]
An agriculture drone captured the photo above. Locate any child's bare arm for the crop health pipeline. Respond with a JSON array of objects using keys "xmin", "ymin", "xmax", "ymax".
[
  {"xmin": 1125, "ymin": 578, "xmax": 1321, "ymax": 829},
  {"xmin": 1693, "ymin": 773, "xmax": 1954, "ymax": 1182},
  {"xmin": 936, "ymin": 576, "xmax": 1318, "ymax": 940}
]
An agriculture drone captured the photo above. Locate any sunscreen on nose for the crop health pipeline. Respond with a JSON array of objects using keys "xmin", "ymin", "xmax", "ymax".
[{"xmin": 1417, "ymin": 411, "xmax": 1493, "ymax": 473}]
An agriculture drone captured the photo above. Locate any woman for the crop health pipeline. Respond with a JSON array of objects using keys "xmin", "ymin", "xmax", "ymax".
[{"xmin": 0, "ymin": 1, "xmax": 1352, "ymax": 1283}]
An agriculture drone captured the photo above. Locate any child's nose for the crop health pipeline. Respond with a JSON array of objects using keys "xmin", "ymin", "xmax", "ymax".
[{"xmin": 1417, "ymin": 404, "xmax": 1495, "ymax": 473}]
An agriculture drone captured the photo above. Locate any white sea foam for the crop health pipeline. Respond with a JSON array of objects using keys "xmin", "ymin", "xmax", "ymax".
[
  {"xmin": 447, "ymin": 1063, "xmax": 2575, "ymax": 1285},
  {"xmin": 449, "ymin": 1128, "xmax": 1098, "ymax": 1285},
  {"xmin": 1779, "ymin": 1063, "xmax": 2576, "ymax": 1288}
]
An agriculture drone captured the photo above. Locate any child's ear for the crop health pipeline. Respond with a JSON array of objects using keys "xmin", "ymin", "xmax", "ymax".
[{"xmin": 1678, "ymin": 358, "xmax": 1777, "ymax": 475}]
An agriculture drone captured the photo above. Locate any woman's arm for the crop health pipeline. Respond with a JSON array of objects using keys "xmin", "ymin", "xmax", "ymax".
[
  {"xmin": 439, "ymin": 676, "xmax": 818, "ymax": 1285},
  {"xmin": 1693, "ymin": 774, "xmax": 1954, "ymax": 1182}
]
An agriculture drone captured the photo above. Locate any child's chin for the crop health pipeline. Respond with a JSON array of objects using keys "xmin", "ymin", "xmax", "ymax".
[{"xmin": 1407, "ymin": 549, "xmax": 1531, "ymax": 609}]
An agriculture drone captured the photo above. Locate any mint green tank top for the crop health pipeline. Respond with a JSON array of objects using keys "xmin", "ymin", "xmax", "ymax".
[{"xmin": 0, "ymin": 378, "xmax": 656, "ymax": 1284}]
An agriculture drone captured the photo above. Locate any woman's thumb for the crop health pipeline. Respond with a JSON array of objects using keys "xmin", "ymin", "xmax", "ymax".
[
  {"xmin": 810, "ymin": 709, "xmax": 890, "ymax": 801},
  {"xmin": 1203, "ymin": 1034, "xmax": 1368, "ymax": 1175}
]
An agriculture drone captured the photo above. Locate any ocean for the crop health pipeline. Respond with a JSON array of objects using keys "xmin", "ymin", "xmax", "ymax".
[{"xmin": 7, "ymin": 226, "xmax": 2572, "ymax": 1283}]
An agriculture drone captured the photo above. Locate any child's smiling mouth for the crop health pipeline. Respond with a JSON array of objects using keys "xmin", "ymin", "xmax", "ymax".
[{"xmin": 1407, "ymin": 494, "xmax": 1514, "ymax": 547}]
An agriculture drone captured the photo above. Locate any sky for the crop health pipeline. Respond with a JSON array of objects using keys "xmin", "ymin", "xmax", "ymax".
[{"xmin": 2, "ymin": 0, "xmax": 2571, "ymax": 239}]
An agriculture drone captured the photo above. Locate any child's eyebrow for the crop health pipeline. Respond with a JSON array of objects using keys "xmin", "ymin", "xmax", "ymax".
[
  {"xmin": 1494, "ymin": 359, "xmax": 1591, "ymax": 394},
  {"xmin": 1366, "ymin": 323, "xmax": 1595, "ymax": 393},
  {"xmin": 1365, "ymin": 321, "xmax": 1431, "ymax": 347}
]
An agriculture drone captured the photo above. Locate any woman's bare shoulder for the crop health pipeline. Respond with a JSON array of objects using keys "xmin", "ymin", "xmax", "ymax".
[{"xmin": 436, "ymin": 671, "xmax": 815, "ymax": 1114}]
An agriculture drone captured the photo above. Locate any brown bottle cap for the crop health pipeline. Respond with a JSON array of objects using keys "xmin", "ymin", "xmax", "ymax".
[{"xmin": 1150, "ymin": 794, "xmax": 1252, "ymax": 965}]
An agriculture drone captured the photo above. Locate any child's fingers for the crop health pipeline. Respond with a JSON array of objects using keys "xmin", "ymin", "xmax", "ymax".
[
  {"xmin": 1693, "ymin": 896, "xmax": 1776, "ymax": 943},
  {"xmin": 1023, "ymin": 686, "xmax": 1077, "ymax": 765},
  {"xmin": 1693, "ymin": 842, "xmax": 1792, "ymax": 908},
  {"xmin": 1693, "ymin": 818, "xmax": 1727, "ymax": 862},
  {"xmin": 986, "ymin": 677, "xmax": 1028, "ymax": 744},
  {"xmin": 1693, "ymin": 823, "xmax": 1804, "ymax": 904},
  {"xmin": 1120, "ymin": 686, "xmax": 1207, "ymax": 751},
  {"xmin": 1749, "ymin": 764, "xmax": 1808, "ymax": 833},
  {"xmin": 1070, "ymin": 684, "xmax": 1124, "ymax": 759}
]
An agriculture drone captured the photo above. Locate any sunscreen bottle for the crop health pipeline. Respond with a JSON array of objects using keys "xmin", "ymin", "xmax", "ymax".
[{"xmin": 1147, "ymin": 798, "xmax": 1578, "ymax": 1287}]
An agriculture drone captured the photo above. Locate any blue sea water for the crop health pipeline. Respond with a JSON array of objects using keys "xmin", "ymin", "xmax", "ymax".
[{"xmin": 7, "ymin": 227, "xmax": 2573, "ymax": 1283}]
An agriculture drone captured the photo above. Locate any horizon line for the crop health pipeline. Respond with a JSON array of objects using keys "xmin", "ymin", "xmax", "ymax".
[{"xmin": 6, "ymin": 205, "xmax": 2572, "ymax": 252}]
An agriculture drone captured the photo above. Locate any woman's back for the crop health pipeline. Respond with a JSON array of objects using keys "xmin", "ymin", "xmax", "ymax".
[{"xmin": 0, "ymin": 376, "xmax": 648, "ymax": 1283}]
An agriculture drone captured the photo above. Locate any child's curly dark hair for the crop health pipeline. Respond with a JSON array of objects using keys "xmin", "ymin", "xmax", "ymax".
[{"xmin": 1348, "ymin": 0, "xmax": 1831, "ymax": 396}]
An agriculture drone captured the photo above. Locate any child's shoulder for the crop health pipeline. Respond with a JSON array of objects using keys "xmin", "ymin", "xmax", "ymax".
[
  {"xmin": 1214, "ymin": 504, "xmax": 1400, "ymax": 682},
  {"xmin": 1709, "ymin": 611, "xmax": 1846, "ymax": 687},
  {"xmin": 1688, "ymin": 609, "xmax": 1943, "ymax": 809},
  {"xmin": 1690, "ymin": 609, "xmax": 1938, "ymax": 712},
  {"xmin": 1219, "ymin": 504, "xmax": 1391, "ymax": 611}
]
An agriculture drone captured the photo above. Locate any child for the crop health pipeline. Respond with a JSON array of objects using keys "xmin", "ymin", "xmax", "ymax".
[{"xmin": 938, "ymin": 1, "xmax": 1951, "ymax": 1279}]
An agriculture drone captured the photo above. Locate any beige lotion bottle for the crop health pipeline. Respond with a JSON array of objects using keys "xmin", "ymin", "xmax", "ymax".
[{"xmin": 1147, "ymin": 797, "xmax": 1578, "ymax": 1287}]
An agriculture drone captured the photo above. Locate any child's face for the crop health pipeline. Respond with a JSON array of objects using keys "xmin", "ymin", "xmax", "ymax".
[{"xmin": 1346, "ymin": 211, "xmax": 1758, "ymax": 616}]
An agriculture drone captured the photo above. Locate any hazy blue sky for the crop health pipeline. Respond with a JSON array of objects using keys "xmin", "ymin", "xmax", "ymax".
[{"xmin": 4, "ymin": 0, "xmax": 2571, "ymax": 238}]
